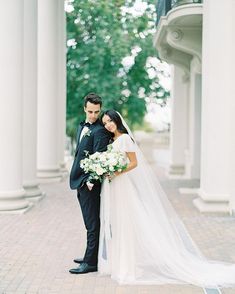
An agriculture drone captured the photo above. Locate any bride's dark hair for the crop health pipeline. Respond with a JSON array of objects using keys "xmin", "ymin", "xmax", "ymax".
[{"xmin": 101, "ymin": 110, "xmax": 128, "ymax": 135}]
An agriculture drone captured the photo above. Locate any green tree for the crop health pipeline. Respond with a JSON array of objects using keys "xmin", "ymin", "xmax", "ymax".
[{"xmin": 66, "ymin": 0, "xmax": 169, "ymax": 139}]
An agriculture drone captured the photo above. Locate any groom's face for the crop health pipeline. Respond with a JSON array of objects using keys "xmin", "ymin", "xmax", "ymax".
[{"xmin": 84, "ymin": 101, "xmax": 101, "ymax": 124}]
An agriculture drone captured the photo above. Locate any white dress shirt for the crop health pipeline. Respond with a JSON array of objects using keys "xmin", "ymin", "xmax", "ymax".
[{"xmin": 79, "ymin": 122, "xmax": 91, "ymax": 142}]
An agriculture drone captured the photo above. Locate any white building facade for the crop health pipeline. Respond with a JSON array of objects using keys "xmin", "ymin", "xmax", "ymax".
[
  {"xmin": 0, "ymin": 0, "xmax": 67, "ymax": 213},
  {"xmin": 155, "ymin": 0, "xmax": 235, "ymax": 214}
]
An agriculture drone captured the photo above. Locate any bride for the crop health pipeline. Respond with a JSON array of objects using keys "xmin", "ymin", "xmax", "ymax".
[{"xmin": 98, "ymin": 109, "xmax": 235, "ymax": 288}]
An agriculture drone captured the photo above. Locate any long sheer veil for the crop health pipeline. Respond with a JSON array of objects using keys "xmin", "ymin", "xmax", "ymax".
[
  {"xmin": 108, "ymin": 112, "xmax": 235, "ymax": 288},
  {"xmin": 117, "ymin": 112, "xmax": 202, "ymax": 256}
]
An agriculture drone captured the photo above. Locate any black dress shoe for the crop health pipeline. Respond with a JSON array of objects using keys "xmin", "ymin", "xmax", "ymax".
[
  {"xmin": 73, "ymin": 258, "xmax": 83, "ymax": 264},
  {"xmin": 69, "ymin": 263, "xmax": 97, "ymax": 274}
]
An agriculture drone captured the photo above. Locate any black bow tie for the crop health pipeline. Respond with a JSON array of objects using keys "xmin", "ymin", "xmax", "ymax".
[{"xmin": 80, "ymin": 121, "xmax": 91, "ymax": 128}]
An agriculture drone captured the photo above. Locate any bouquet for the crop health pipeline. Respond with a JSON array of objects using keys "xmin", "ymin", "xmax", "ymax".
[{"xmin": 80, "ymin": 145, "xmax": 127, "ymax": 183}]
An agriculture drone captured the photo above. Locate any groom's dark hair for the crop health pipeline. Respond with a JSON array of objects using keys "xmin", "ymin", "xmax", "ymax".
[{"xmin": 84, "ymin": 92, "xmax": 102, "ymax": 107}]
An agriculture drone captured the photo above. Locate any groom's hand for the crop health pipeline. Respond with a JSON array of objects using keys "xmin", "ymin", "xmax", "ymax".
[{"xmin": 86, "ymin": 181, "xmax": 94, "ymax": 191}]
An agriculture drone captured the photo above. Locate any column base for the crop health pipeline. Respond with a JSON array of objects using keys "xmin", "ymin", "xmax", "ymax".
[
  {"xmin": 169, "ymin": 164, "xmax": 185, "ymax": 174},
  {"xmin": 167, "ymin": 164, "xmax": 186, "ymax": 179},
  {"xmin": 193, "ymin": 188, "xmax": 230, "ymax": 213},
  {"xmin": 60, "ymin": 162, "xmax": 69, "ymax": 180},
  {"xmin": 178, "ymin": 179, "xmax": 200, "ymax": 194},
  {"xmin": 0, "ymin": 189, "xmax": 33, "ymax": 214},
  {"xmin": 23, "ymin": 182, "xmax": 45, "ymax": 202},
  {"xmin": 37, "ymin": 169, "xmax": 62, "ymax": 183},
  {"xmin": 193, "ymin": 197, "xmax": 229, "ymax": 213},
  {"xmin": 198, "ymin": 188, "xmax": 229, "ymax": 202}
]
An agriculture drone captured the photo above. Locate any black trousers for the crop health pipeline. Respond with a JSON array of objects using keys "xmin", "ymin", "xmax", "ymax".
[{"xmin": 77, "ymin": 183, "xmax": 101, "ymax": 266}]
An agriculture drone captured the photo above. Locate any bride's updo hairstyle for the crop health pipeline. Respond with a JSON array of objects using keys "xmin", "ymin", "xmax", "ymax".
[{"xmin": 102, "ymin": 110, "xmax": 128, "ymax": 135}]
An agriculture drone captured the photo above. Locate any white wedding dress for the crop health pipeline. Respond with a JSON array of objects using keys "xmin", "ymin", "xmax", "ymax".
[{"xmin": 98, "ymin": 133, "xmax": 235, "ymax": 288}]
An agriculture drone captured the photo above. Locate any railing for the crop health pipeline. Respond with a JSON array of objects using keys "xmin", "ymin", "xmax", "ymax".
[
  {"xmin": 156, "ymin": 0, "xmax": 172, "ymax": 25},
  {"xmin": 172, "ymin": 0, "xmax": 202, "ymax": 8},
  {"xmin": 156, "ymin": 0, "xmax": 202, "ymax": 25}
]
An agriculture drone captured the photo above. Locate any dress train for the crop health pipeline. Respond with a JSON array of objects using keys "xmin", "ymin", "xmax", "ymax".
[{"xmin": 98, "ymin": 134, "xmax": 235, "ymax": 288}]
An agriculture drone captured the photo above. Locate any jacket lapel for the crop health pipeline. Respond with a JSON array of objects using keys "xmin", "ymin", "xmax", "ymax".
[
  {"xmin": 74, "ymin": 125, "xmax": 83, "ymax": 155},
  {"xmin": 77, "ymin": 125, "xmax": 83, "ymax": 143},
  {"xmin": 74, "ymin": 120, "xmax": 100, "ymax": 155}
]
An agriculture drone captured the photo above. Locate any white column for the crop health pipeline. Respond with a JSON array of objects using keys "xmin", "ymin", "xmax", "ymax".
[
  {"xmin": 230, "ymin": 84, "xmax": 235, "ymax": 215},
  {"xmin": 179, "ymin": 61, "xmax": 201, "ymax": 195},
  {"xmin": 0, "ymin": 2, "xmax": 30, "ymax": 212},
  {"xmin": 187, "ymin": 58, "xmax": 201, "ymax": 180},
  {"xmin": 37, "ymin": 0, "xmax": 62, "ymax": 182},
  {"xmin": 58, "ymin": 0, "xmax": 68, "ymax": 177},
  {"xmin": 23, "ymin": 0, "xmax": 44, "ymax": 201},
  {"xmin": 168, "ymin": 65, "xmax": 188, "ymax": 178},
  {"xmin": 228, "ymin": 1, "xmax": 235, "ymax": 215},
  {"xmin": 194, "ymin": 0, "xmax": 231, "ymax": 213}
]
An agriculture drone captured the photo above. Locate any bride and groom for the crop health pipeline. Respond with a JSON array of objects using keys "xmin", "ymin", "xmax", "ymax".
[{"xmin": 69, "ymin": 93, "xmax": 235, "ymax": 288}]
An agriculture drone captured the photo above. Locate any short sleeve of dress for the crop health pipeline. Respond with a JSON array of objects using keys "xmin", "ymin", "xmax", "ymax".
[{"xmin": 118, "ymin": 134, "xmax": 136, "ymax": 153}]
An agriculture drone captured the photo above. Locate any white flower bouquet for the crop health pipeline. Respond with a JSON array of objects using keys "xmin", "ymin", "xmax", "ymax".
[{"xmin": 80, "ymin": 145, "xmax": 127, "ymax": 183}]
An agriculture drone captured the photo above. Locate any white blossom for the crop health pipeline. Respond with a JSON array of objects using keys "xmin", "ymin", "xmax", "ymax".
[{"xmin": 80, "ymin": 145, "xmax": 127, "ymax": 183}]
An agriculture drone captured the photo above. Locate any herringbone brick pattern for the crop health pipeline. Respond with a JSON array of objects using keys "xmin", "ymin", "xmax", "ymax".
[{"xmin": 0, "ymin": 135, "xmax": 234, "ymax": 293}]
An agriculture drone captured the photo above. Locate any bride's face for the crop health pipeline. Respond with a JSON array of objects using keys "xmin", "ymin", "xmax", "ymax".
[{"xmin": 102, "ymin": 115, "xmax": 117, "ymax": 133}]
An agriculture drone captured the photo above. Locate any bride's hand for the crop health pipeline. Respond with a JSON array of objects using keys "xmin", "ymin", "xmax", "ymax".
[
  {"xmin": 106, "ymin": 174, "xmax": 114, "ymax": 181},
  {"xmin": 106, "ymin": 171, "xmax": 120, "ymax": 181}
]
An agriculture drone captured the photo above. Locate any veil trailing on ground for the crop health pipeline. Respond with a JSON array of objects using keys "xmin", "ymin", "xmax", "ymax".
[
  {"xmin": 99, "ymin": 111, "xmax": 235, "ymax": 288},
  {"xmin": 118, "ymin": 113, "xmax": 235, "ymax": 288}
]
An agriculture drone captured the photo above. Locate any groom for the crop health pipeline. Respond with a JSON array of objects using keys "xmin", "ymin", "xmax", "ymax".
[{"xmin": 69, "ymin": 93, "xmax": 111, "ymax": 274}]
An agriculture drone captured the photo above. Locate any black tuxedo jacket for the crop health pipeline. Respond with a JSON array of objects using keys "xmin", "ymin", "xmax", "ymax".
[{"xmin": 70, "ymin": 119, "xmax": 111, "ymax": 190}]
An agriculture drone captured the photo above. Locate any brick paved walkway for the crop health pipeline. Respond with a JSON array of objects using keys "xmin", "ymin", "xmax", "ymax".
[{"xmin": 0, "ymin": 134, "xmax": 235, "ymax": 294}]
